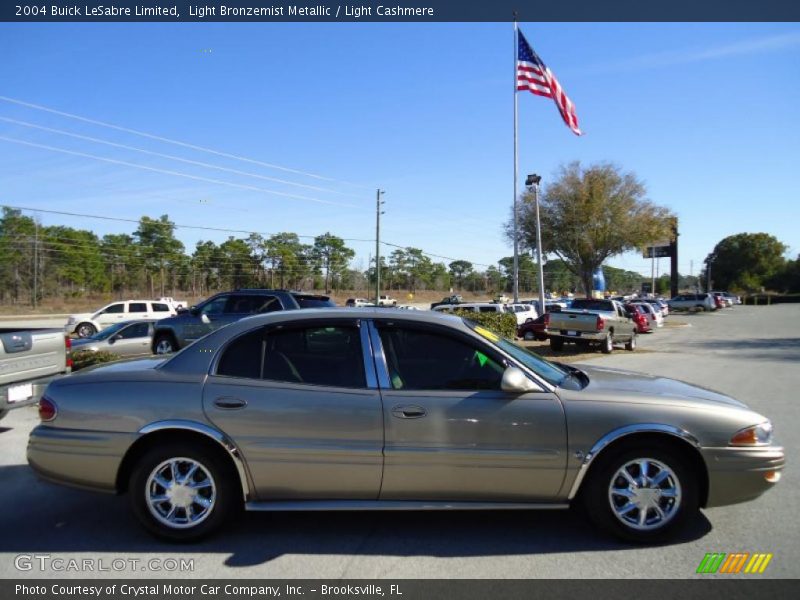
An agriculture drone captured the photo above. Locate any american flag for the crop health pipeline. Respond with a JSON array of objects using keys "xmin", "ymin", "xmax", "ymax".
[{"xmin": 517, "ymin": 30, "xmax": 582, "ymax": 136}]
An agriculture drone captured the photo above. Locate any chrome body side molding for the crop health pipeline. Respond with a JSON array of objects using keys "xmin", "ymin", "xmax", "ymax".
[{"xmin": 245, "ymin": 500, "xmax": 569, "ymax": 511}]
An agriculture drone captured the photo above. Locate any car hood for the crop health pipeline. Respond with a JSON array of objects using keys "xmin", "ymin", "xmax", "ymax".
[{"xmin": 574, "ymin": 364, "xmax": 748, "ymax": 409}]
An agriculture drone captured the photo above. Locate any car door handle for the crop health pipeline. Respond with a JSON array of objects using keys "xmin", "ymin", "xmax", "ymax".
[
  {"xmin": 391, "ymin": 405, "xmax": 427, "ymax": 419},
  {"xmin": 214, "ymin": 397, "xmax": 247, "ymax": 409}
]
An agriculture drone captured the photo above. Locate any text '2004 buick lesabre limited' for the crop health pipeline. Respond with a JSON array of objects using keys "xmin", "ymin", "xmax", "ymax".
[{"xmin": 27, "ymin": 309, "xmax": 784, "ymax": 542}]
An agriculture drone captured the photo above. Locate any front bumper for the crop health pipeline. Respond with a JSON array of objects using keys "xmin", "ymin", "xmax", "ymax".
[
  {"xmin": 27, "ymin": 425, "xmax": 135, "ymax": 493},
  {"xmin": 702, "ymin": 445, "xmax": 785, "ymax": 507}
]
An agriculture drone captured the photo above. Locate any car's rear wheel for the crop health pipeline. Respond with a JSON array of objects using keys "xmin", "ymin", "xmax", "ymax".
[
  {"xmin": 582, "ymin": 446, "xmax": 698, "ymax": 543},
  {"xmin": 76, "ymin": 322, "xmax": 96, "ymax": 338},
  {"xmin": 550, "ymin": 337, "xmax": 564, "ymax": 351},
  {"xmin": 601, "ymin": 332, "xmax": 614, "ymax": 354},
  {"xmin": 153, "ymin": 334, "xmax": 177, "ymax": 355},
  {"xmin": 129, "ymin": 443, "xmax": 236, "ymax": 542},
  {"xmin": 625, "ymin": 332, "xmax": 637, "ymax": 351}
]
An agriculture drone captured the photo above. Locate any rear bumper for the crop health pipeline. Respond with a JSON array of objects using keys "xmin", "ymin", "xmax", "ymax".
[
  {"xmin": 552, "ymin": 331, "xmax": 606, "ymax": 341},
  {"xmin": 1, "ymin": 373, "xmax": 67, "ymax": 413},
  {"xmin": 702, "ymin": 445, "xmax": 785, "ymax": 507},
  {"xmin": 27, "ymin": 425, "xmax": 134, "ymax": 493}
]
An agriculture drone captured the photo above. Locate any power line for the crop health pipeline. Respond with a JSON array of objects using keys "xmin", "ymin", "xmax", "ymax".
[
  {"xmin": 0, "ymin": 95, "xmax": 371, "ymax": 189},
  {"xmin": 0, "ymin": 136, "xmax": 358, "ymax": 208},
  {"xmin": 0, "ymin": 117, "xmax": 368, "ymax": 201}
]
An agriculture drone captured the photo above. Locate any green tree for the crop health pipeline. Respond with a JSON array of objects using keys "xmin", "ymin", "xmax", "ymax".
[
  {"xmin": 312, "ymin": 233, "xmax": 355, "ymax": 292},
  {"xmin": 448, "ymin": 260, "xmax": 473, "ymax": 290},
  {"xmin": 509, "ymin": 162, "xmax": 674, "ymax": 298},
  {"xmin": 133, "ymin": 215, "xmax": 185, "ymax": 297},
  {"xmin": 703, "ymin": 233, "xmax": 787, "ymax": 292},
  {"xmin": 0, "ymin": 208, "xmax": 36, "ymax": 304},
  {"xmin": 265, "ymin": 233, "xmax": 311, "ymax": 289}
]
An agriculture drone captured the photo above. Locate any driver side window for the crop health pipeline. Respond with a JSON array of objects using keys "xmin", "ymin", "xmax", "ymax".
[
  {"xmin": 201, "ymin": 296, "xmax": 229, "ymax": 316},
  {"xmin": 377, "ymin": 326, "xmax": 504, "ymax": 391}
]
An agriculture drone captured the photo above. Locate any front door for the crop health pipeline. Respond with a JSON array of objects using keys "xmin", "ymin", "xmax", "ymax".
[
  {"xmin": 203, "ymin": 320, "xmax": 384, "ymax": 500},
  {"xmin": 373, "ymin": 320, "xmax": 567, "ymax": 501}
]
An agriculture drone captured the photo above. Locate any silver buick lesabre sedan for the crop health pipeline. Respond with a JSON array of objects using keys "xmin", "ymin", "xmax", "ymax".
[{"xmin": 28, "ymin": 309, "xmax": 784, "ymax": 543}]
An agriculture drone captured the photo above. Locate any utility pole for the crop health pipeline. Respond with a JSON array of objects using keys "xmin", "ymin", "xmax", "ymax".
[
  {"xmin": 375, "ymin": 189, "xmax": 385, "ymax": 303},
  {"xmin": 32, "ymin": 220, "xmax": 38, "ymax": 309}
]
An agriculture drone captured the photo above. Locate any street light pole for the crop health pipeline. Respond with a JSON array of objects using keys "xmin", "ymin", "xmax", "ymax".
[{"xmin": 526, "ymin": 174, "xmax": 545, "ymax": 316}]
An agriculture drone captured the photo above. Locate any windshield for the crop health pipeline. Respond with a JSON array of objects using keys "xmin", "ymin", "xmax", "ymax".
[
  {"xmin": 570, "ymin": 299, "xmax": 614, "ymax": 311},
  {"xmin": 91, "ymin": 321, "xmax": 129, "ymax": 340},
  {"xmin": 466, "ymin": 320, "xmax": 570, "ymax": 387},
  {"xmin": 295, "ymin": 295, "xmax": 336, "ymax": 308}
]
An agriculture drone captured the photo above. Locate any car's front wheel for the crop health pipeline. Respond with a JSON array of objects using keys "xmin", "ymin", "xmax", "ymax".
[
  {"xmin": 582, "ymin": 446, "xmax": 698, "ymax": 543},
  {"xmin": 153, "ymin": 333, "xmax": 177, "ymax": 355},
  {"xmin": 76, "ymin": 322, "xmax": 97, "ymax": 338},
  {"xmin": 129, "ymin": 443, "xmax": 237, "ymax": 542}
]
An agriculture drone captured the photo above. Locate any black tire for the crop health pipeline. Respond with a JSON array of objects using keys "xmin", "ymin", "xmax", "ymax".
[
  {"xmin": 76, "ymin": 322, "xmax": 97, "ymax": 338},
  {"xmin": 129, "ymin": 442, "xmax": 239, "ymax": 542},
  {"xmin": 0, "ymin": 409, "xmax": 8, "ymax": 422},
  {"xmin": 153, "ymin": 333, "xmax": 178, "ymax": 355},
  {"xmin": 625, "ymin": 332, "xmax": 637, "ymax": 351},
  {"xmin": 523, "ymin": 331, "xmax": 536, "ymax": 341},
  {"xmin": 581, "ymin": 444, "xmax": 699, "ymax": 543},
  {"xmin": 601, "ymin": 332, "xmax": 614, "ymax": 354},
  {"xmin": 550, "ymin": 337, "xmax": 564, "ymax": 351}
]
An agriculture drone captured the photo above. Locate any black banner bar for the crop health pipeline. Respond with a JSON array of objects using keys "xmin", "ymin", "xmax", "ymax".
[{"xmin": 2, "ymin": 1, "xmax": 800, "ymax": 22}]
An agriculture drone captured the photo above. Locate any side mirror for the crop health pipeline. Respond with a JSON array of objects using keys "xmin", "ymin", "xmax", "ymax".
[
  {"xmin": 109, "ymin": 335, "xmax": 120, "ymax": 344},
  {"xmin": 501, "ymin": 366, "xmax": 539, "ymax": 393},
  {"xmin": 176, "ymin": 307, "xmax": 188, "ymax": 315},
  {"xmin": 200, "ymin": 314, "xmax": 211, "ymax": 324},
  {"xmin": 189, "ymin": 306, "xmax": 199, "ymax": 316}
]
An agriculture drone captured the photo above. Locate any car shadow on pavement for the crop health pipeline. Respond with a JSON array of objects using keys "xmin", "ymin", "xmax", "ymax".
[{"xmin": 0, "ymin": 465, "xmax": 712, "ymax": 565}]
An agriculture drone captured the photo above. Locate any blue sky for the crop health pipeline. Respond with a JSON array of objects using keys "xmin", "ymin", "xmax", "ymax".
[{"xmin": 1, "ymin": 22, "xmax": 798, "ymax": 278}]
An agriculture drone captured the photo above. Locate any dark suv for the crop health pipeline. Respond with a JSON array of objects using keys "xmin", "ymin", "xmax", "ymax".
[{"xmin": 151, "ymin": 290, "xmax": 335, "ymax": 354}]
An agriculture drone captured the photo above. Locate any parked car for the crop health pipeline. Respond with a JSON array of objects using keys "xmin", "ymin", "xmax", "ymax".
[
  {"xmin": 668, "ymin": 293, "xmax": 716, "ymax": 312},
  {"xmin": 377, "ymin": 295, "xmax": 397, "ymax": 307},
  {"xmin": 630, "ymin": 301, "xmax": 664, "ymax": 329},
  {"xmin": 67, "ymin": 300, "xmax": 176, "ymax": 338},
  {"xmin": 712, "ymin": 293, "xmax": 727, "ymax": 310},
  {"xmin": 151, "ymin": 289, "xmax": 335, "ymax": 354},
  {"xmin": 547, "ymin": 298, "xmax": 638, "ymax": 353},
  {"xmin": 505, "ymin": 303, "xmax": 539, "ymax": 325},
  {"xmin": 624, "ymin": 304, "xmax": 653, "ymax": 334},
  {"xmin": 1, "ymin": 327, "xmax": 71, "ymax": 421},
  {"xmin": 345, "ymin": 298, "xmax": 374, "ymax": 307},
  {"xmin": 713, "ymin": 291, "xmax": 741, "ymax": 305},
  {"xmin": 432, "ymin": 302, "xmax": 507, "ymax": 316},
  {"xmin": 517, "ymin": 313, "xmax": 550, "ymax": 341},
  {"xmin": 640, "ymin": 298, "xmax": 669, "ymax": 317},
  {"xmin": 71, "ymin": 320, "xmax": 156, "ymax": 358},
  {"xmin": 28, "ymin": 309, "xmax": 783, "ymax": 543},
  {"xmin": 430, "ymin": 294, "xmax": 464, "ymax": 309}
]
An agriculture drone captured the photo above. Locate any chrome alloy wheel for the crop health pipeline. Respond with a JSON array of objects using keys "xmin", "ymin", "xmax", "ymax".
[
  {"xmin": 608, "ymin": 458, "xmax": 682, "ymax": 531},
  {"xmin": 155, "ymin": 339, "xmax": 174, "ymax": 354},
  {"xmin": 146, "ymin": 458, "xmax": 216, "ymax": 529}
]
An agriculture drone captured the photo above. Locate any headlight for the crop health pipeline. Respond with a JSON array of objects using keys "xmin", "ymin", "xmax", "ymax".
[{"xmin": 730, "ymin": 421, "xmax": 773, "ymax": 446}]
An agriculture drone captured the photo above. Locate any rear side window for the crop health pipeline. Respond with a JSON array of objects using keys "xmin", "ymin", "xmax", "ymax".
[
  {"xmin": 294, "ymin": 295, "xmax": 336, "ymax": 308},
  {"xmin": 216, "ymin": 325, "xmax": 365, "ymax": 388},
  {"xmin": 479, "ymin": 306, "xmax": 497, "ymax": 313},
  {"xmin": 152, "ymin": 303, "xmax": 170, "ymax": 312},
  {"xmin": 128, "ymin": 303, "xmax": 148, "ymax": 313}
]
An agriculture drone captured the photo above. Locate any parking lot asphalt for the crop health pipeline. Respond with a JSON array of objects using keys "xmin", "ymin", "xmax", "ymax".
[{"xmin": 0, "ymin": 304, "xmax": 797, "ymax": 579}]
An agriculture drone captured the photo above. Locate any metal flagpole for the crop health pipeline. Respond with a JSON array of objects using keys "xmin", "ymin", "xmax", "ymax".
[
  {"xmin": 534, "ymin": 181, "xmax": 546, "ymax": 314},
  {"xmin": 513, "ymin": 17, "xmax": 519, "ymax": 303}
]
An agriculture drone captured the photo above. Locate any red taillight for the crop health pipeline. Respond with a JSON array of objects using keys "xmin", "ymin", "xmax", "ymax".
[
  {"xmin": 39, "ymin": 396, "xmax": 57, "ymax": 422},
  {"xmin": 543, "ymin": 313, "xmax": 550, "ymax": 326},
  {"xmin": 596, "ymin": 316, "xmax": 605, "ymax": 331},
  {"xmin": 65, "ymin": 335, "xmax": 73, "ymax": 369}
]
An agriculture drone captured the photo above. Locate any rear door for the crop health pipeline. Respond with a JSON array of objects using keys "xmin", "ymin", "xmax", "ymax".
[
  {"xmin": 127, "ymin": 301, "xmax": 150, "ymax": 320},
  {"xmin": 203, "ymin": 319, "xmax": 384, "ymax": 500}
]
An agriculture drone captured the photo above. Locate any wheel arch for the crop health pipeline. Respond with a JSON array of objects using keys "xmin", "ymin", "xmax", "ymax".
[
  {"xmin": 568, "ymin": 424, "xmax": 709, "ymax": 507},
  {"xmin": 151, "ymin": 328, "xmax": 179, "ymax": 353},
  {"xmin": 116, "ymin": 420, "xmax": 251, "ymax": 503}
]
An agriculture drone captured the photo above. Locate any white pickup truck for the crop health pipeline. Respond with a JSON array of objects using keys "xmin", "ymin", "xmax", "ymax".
[
  {"xmin": 0, "ymin": 327, "xmax": 72, "ymax": 421},
  {"xmin": 546, "ymin": 298, "xmax": 638, "ymax": 354}
]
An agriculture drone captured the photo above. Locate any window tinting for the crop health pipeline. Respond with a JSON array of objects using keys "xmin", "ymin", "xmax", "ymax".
[
  {"xmin": 294, "ymin": 295, "xmax": 336, "ymax": 308},
  {"xmin": 152, "ymin": 303, "xmax": 170, "ymax": 312},
  {"xmin": 102, "ymin": 303, "xmax": 124, "ymax": 314},
  {"xmin": 263, "ymin": 326, "xmax": 364, "ymax": 387},
  {"xmin": 128, "ymin": 303, "xmax": 148, "ymax": 313},
  {"xmin": 119, "ymin": 322, "xmax": 151, "ymax": 339},
  {"xmin": 226, "ymin": 295, "xmax": 282, "ymax": 314},
  {"xmin": 201, "ymin": 296, "xmax": 229, "ymax": 315},
  {"xmin": 377, "ymin": 327, "xmax": 504, "ymax": 391},
  {"xmin": 479, "ymin": 306, "xmax": 497, "ymax": 313},
  {"xmin": 217, "ymin": 329, "xmax": 264, "ymax": 379}
]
